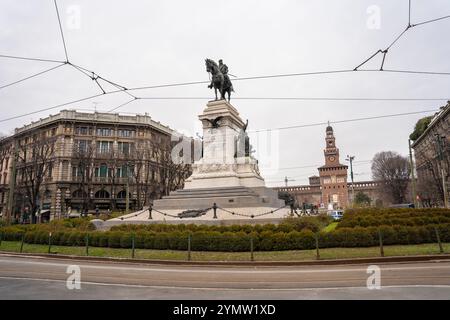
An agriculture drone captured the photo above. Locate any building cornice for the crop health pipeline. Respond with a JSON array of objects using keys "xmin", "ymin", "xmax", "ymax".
[
  {"xmin": 411, "ymin": 102, "xmax": 449, "ymax": 148},
  {"xmin": 13, "ymin": 109, "xmax": 177, "ymax": 137}
]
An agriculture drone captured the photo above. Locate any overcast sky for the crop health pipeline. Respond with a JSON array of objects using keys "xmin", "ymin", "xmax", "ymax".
[{"xmin": 1, "ymin": 0, "xmax": 449, "ymax": 186}]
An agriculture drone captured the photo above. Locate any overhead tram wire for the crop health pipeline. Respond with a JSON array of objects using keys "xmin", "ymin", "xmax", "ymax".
[
  {"xmin": 0, "ymin": 54, "xmax": 66, "ymax": 64},
  {"xmin": 275, "ymin": 160, "xmax": 373, "ymax": 172},
  {"xmin": 1, "ymin": 0, "xmax": 449, "ymax": 119},
  {"xmin": 108, "ymin": 98, "xmax": 138, "ymax": 112},
  {"xmin": 411, "ymin": 15, "xmax": 450, "ymax": 27},
  {"xmin": 0, "ymin": 66, "xmax": 448, "ymax": 122},
  {"xmin": 0, "ymin": 90, "xmax": 125, "ymax": 123},
  {"xmin": 0, "ymin": 63, "xmax": 67, "ymax": 90},
  {"xmin": 138, "ymin": 96, "xmax": 449, "ymax": 102},
  {"xmin": 125, "ymin": 68, "xmax": 450, "ymax": 93},
  {"xmin": 53, "ymin": 0, "xmax": 69, "ymax": 62},
  {"xmin": 250, "ymin": 109, "xmax": 439, "ymax": 133},
  {"xmin": 354, "ymin": 0, "xmax": 450, "ymax": 72}
]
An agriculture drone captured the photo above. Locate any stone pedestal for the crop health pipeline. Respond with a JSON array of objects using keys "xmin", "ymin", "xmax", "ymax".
[
  {"xmin": 184, "ymin": 100, "xmax": 264, "ymax": 189},
  {"xmin": 153, "ymin": 100, "xmax": 284, "ymax": 211}
]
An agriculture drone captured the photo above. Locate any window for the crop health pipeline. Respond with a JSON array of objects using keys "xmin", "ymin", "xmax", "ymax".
[
  {"xmin": 72, "ymin": 166, "xmax": 85, "ymax": 177},
  {"xmin": 118, "ymin": 129, "xmax": 134, "ymax": 138},
  {"xmin": 72, "ymin": 189, "xmax": 87, "ymax": 198},
  {"xmin": 47, "ymin": 163, "xmax": 53, "ymax": 178},
  {"xmin": 118, "ymin": 142, "xmax": 133, "ymax": 155},
  {"xmin": 95, "ymin": 164, "xmax": 109, "ymax": 177},
  {"xmin": 96, "ymin": 128, "xmax": 112, "ymax": 137},
  {"xmin": 75, "ymin": 140, "xmax": 89, "ymax": 153},
  {"xmin": 332, "ymin": 194, "xmax": 339, "ymax": 203},
  {"xmin": 95, "ymin": 190, "xmax": 110, "ymax": 199},
  {"xmin": 323, "ymin": 177, "xmax": 331, "ymax": 184},
  {"xmin": 96, "ymin": 141, "xmax": 113, "ymax": 154},
  {"xmin": 75, "ymin": 127, "xmax": 89, "ymax": 135},
  {"xmin": 116, "ymin": 164, "xmax": 133, "ymax": 178}
]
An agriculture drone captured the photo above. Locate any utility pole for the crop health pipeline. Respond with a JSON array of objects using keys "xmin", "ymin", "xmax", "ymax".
[
  {"xmin": 346, "ymin": 155, "xmax": 355, "ymax": 206},
  {"xmin": 126, "ymin": 161, "xmax": 130, "ymax": 214},
  {"xmin": 284, "ymin": 176, "xmax": 295, "ymax": 187},
  {"xmin": 6, "ymin": 140, "xmax": 18, "ymax": 225},
  {"xmin": 408, "ymin": 139, "xmax": 418, "ymax": 208},
  {"xmin": 435, "ymin": 134, "xmax": 449, "ymax": 208}
]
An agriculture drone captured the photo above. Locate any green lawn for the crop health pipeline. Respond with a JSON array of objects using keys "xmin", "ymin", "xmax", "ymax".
[
  {"xmin": 322, "ymin": 222, "xmax": 338, "ymax": 233},
  {"xmin": 0, "ymin": 241, "xmax": 448, "ymax": 262}
]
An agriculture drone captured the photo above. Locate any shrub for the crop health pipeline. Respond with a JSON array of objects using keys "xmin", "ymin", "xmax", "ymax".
[{"xmin": 1, "ymin": 222, "xmax": 449, "ymax": 252}]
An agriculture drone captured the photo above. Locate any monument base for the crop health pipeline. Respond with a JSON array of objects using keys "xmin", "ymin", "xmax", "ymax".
[
  {"xmin": 153, "ymin": 185, "xmax": 284, "ymax": 210},
  {"xmin": 151, "ymin": 99, "xmax": 285, "ymax": 220}
]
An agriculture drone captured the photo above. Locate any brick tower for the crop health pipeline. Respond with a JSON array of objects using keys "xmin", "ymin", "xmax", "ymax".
[{"xmin": 318, "ymin": 124, "xmax": 349, "ymax": 209}]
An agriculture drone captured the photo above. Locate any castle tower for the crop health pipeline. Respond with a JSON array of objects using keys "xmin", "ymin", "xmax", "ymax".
[{"xmin": 318, "ymin": 124, "xmax": 349, "ymax": 209}]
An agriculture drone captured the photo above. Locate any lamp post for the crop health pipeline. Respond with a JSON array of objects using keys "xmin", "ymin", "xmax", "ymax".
[
  {"xmin": 408, "ymin": 139, "xmax": 418, "ymax": 208},
  {"xmin": 126, "ymin": 161, "xmax": 130, "ymax": 214},
  {"xmin": 346, "ymin": 155, "xmax": 355, "ymax": 207},
  {"xmin": 435, "ymin": 134, "xmax": 449, "ymax": 208}
]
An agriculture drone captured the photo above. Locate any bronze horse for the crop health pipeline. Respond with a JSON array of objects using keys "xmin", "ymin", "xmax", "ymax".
[{"xmin": 205, "ymin": 59, "xmax": 234, "ymax": 101}]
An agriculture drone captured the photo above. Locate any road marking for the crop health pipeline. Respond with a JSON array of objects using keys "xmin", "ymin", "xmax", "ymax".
[
  {"xmin": 1, "ymin": 275, "xmax": 450, "ymax": 291},
  {"xmin": 0, "ymin": 257, "xmax": 449, "ymax": 274}
]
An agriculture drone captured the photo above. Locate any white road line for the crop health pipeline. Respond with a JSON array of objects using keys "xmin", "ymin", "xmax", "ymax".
[
  {"xmin": 1, "ymin": 275, "xmax": 450, "ymax": 292},
  {"xmin": 0, "ymin": 257, "xmax": 450, "ymax": 274}
]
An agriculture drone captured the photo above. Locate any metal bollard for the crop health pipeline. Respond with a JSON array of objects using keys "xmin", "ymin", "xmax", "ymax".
[
  {"xmin": 378, "ymin": 229, "xmax": 384, "ymax": 257},
  {"xmin": 48, "ymin": 232, "xmax": 52, "ymax": 254},
  {"xmin": 148, "ymin": 204, "xmax": 153, "ymax": 220},
  {"xmin": 187, "ymin": 234, "xmax": 192, "ymax": 261},
  {"xmin": 315, "ymin": 233, "xmax": 320, "ymax": 260},
  {"xmin": 85, "ymin": 233, "xmax": 89, "ymax": 256},
  {"xmin": 131, "ymin": 234, "xmax": 135, "ymax": 259},
  {"xmin": 213, "ymin": 203, "xmax": 218, "ymax": 219},
  {"xmin": 250, "ymin": 238, "xmax": 254, "ymax": 262},
  {"xmin": 434, "ymin": 227, "xmax": 444, "ymax": 254},
  {"xmin": 20, "ymin": 233, "xmax": 25, "ymax": 253}
]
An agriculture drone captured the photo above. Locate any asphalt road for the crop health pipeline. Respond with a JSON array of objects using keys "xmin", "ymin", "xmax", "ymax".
[{"xmin": 0, "ymin": 253, "xmax": 449, "ymax": 299}]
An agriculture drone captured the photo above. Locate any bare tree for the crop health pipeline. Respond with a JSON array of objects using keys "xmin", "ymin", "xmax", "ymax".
[
  {"xmin": 129, "ymin": 142, "xmax": 146, "ymax": 209},
  {"xmin": 415, "ymin": 144, "xmax": 449, "ymax": 207},
  {"xmin": 72, "ymin": 140, "xmax": 95, "ymax": 213},
  {"xmin": 371, "ymin": 151, "xmax": 410, "ymax": 204},
  {"xmin": 0, "ymin": 137, "xmax": 11, "ymax": 172},
  {"xmin": 16, "ymin": 136, "xmax": 56, "ymax": 223},
  {"xmin": 151, "ymin": 139, "xmax": 192, "ymax": 197},
  {"xmin": 0, "ymin": 137, "xmax": 12, "ymax": 215}
]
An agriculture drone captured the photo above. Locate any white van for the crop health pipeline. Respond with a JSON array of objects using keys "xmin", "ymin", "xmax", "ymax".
[{"xmin": 329, "ymin": 210, "xmax": 344, "ymax": 221}]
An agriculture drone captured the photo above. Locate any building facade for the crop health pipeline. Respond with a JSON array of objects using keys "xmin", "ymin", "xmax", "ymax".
[
  {"xmin": 318, "ymin": 125, "xmax": 349, "ymax": 209},
  {"xmin": 412, "ymin": 102, "xmax": 449, "ymax": 207},
  {"xmin": 0, "ymin": 110, "xmax": 191, "ymax": 222},
  {"xmin": 273, "ymin": 125, "xmax": 380, "ymax": 209}
]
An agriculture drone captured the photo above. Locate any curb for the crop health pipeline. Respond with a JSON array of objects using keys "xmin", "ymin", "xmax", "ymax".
[{"xmin": 1, "ymin": 250, "xmax": 449, "ymax": 267}]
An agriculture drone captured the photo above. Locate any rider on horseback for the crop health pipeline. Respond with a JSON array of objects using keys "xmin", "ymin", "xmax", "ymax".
[
  {"xmin": 219, "ymin": 59, "xmax": 234, "ymax": 93},
  {"xmin": 205, "ymin": 58, "xmax": 234, "ymax": 101}
]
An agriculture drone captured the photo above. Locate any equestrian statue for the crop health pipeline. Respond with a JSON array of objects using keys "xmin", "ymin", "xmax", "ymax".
[{"xmin": 205, "ymin": 58, "xmax": 234, "ymax": 101}]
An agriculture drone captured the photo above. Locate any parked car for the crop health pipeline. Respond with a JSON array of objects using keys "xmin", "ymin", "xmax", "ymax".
[{"xmin": 329, "ymin": 210, "xmax": 344, "ymax": 221}]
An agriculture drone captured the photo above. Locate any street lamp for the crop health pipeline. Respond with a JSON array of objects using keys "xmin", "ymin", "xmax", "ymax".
[
  {"xmin": 345, "ymin": 155, "xmax": 355, "ymax": 207},
  {"xmin": 126, "ymin": 161, "xmax": 131, "ymax": 214},
  {"xmin": 435, "ymin": 134, "xmax": 449, "ymax": 208}
]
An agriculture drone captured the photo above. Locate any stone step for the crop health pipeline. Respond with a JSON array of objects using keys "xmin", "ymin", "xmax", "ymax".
[{"xmin": 164, "ymin": 186, "xmax": 258, "ymax": 199}]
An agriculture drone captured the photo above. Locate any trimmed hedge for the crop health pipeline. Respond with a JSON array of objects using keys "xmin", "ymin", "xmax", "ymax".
[
  {"xmin": 339, "ymin": 208, "xmax": 450, "ymax": 229},
  {"xmin": 1, "ymin": 223, "xmax": 449, "ymax": 252},
  {"xmin": 109, "ymin": 216, "xmax": 332, "ymax": 234}
]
